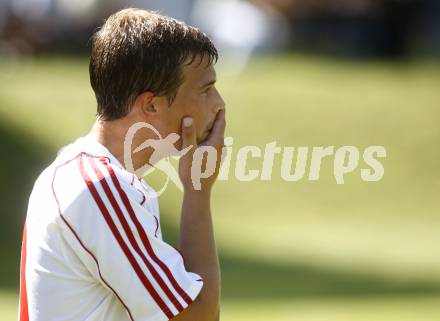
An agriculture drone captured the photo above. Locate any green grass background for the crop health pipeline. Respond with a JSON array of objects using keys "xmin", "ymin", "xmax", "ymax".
[{"xmin": 0, "ymin": 55, "xmax": 439, "ymax": 320}]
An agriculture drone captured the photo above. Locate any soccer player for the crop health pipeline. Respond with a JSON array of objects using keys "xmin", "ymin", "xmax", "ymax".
[{"xmin": 19, "ymin": 8, "xmax": 225, "ymax": 321}]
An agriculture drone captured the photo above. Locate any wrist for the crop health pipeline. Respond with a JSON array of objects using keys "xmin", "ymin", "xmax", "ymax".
[
  {"xmin": 182, "ymin": 189, "xmax": 212, "ymax": 215},
  {"xmin": 183, "ymin": 188, "xmax": 212, "ymax": 200}
]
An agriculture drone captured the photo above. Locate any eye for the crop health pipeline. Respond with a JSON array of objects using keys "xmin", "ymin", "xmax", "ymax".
[{"xmin": 201, "ymin": 86, "xmax": 212, "ymax": 94}]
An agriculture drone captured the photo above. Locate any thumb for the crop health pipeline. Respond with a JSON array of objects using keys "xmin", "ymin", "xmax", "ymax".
[{"xmin": 181, "ymin": 117, "xmax": 196, "ymax": 150}]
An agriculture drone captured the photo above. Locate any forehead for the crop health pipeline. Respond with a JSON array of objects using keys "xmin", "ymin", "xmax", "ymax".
[{"xmin": 181, "ymin": 55, "xmax": 216, "ymax": 86}]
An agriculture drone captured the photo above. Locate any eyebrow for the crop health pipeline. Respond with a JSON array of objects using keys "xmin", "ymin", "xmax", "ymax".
[{"xmin": 200, "ymin": 79, "xmax": 216, "ymax": 89}]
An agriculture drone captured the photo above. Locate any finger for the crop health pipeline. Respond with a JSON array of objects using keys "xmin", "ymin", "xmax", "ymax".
[
  {"xmin": 181, "ymin": 116, "xmax": 196, "ymax": 150},
  {"xmin": 202, "ymin": 109, "xmax": 226, "ymax": 146}
]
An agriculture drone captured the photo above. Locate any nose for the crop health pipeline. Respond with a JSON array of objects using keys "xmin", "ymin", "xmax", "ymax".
[
  {"xmin": 215, "ymin": 104, "xmax": 225, "ymax": 114},
  {"xmin": 214, "ymin": 89, "xmax": 226, "ymax": 113}
]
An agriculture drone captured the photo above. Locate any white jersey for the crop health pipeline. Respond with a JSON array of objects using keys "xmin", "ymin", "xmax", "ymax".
[{"xmin": 19, "ymin": 136, "xmax": 203, "ymax": 321}]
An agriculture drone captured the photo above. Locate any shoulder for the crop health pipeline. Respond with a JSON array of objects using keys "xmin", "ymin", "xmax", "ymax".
[{"xmin": 52, "ymin": 152, "xmax": 149, "ymax": 217}]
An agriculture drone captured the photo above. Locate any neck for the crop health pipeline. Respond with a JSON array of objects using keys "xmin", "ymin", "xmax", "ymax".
[{"xmin": 88, "ymin": 119, "xmax": 153, "ymax": 177}]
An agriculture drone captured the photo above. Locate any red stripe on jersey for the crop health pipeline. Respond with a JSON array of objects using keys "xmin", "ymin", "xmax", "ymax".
[
  {"xmin": 19, "ymin": 223, "xmax": 29, "ymax": 321},
  {"xmin": 58, "ymin": 216, "xmax": 136, "ymax": 321},
  {"xmin": 51, "ymin": 154, "xmax": 135, "ymax": 321},
  {"xmin": 87, "ymin": 155, "xmax": 184, "ymax": 312},
  {"xmin": 78, "ymin": 154, "xmax": 174, "ymax": 319},
  {"xmin": 102, "ymin": 157, "xmax": 194, "ymax": 306}
]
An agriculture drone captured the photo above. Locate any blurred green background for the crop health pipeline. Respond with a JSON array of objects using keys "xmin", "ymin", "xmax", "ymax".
[{"xmin": 1, "ymin": 55, "xmax": 439, "ymax": 320}]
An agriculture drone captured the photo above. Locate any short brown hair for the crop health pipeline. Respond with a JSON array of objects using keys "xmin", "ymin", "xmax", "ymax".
[{"xmin": 89, "ymin": 8, "xmax": 218, "ymax": 121}]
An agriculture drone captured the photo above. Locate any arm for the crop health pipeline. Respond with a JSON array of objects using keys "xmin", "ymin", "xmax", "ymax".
[
  {"xmin": 174, "ymin": 191, "xmax": 220, "ymax": 320},
  {"xmin": 173, "ymin": 110, "xmax": 225, "ymax": 321}
]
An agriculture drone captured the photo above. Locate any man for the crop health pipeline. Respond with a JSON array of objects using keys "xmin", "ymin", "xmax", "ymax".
[{"xmin": 19, "ymin": 8, "xmax": 225, "ymax": 321}]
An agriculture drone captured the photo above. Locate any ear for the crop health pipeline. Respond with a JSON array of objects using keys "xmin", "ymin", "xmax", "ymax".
[{"xmin": 134, "ymin": 92, "xmax": 157, "ymax": 119}]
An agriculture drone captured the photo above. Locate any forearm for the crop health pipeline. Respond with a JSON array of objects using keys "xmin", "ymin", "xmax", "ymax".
[
  {"xmin": 179, "ymin": 190, "xmax": 220, "ymax": 317},
  {"xmin": 174, "ymin": 110, "xmax": 225, "ymax": 320}
]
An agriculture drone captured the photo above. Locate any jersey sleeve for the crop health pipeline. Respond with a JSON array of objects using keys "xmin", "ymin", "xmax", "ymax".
[{"xmin": 53, "ymin": 153, "xmax": 203, "ymax": 321}]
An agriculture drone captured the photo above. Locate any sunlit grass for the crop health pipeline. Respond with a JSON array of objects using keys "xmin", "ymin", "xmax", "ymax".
[
  {"xmin": 0, "ymin": 291, "xmax": 18, "ymax": 321},
  {"xmin": 221, "ymin": 295, "xmax": 440, "ymax": 321},
  {"xmin": 1, "ymin": 55, "xmax": 439, "ymax": 320}
]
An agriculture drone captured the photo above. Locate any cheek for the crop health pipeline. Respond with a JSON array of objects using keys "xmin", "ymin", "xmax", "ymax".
[
  {"xmin": 182, "ymin": 96, "xmax": 201, "ymax": 114},
  {"xmin": 180, "ymin": 94, "xmax": 213, "ymax": 134},
  {"xmin": 161, "ymin": 112, "xmax": 183, "ymax": 137},
  {"xmin": 184, "ymin": 98, "xmax": 207, "ymax": 123}
]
